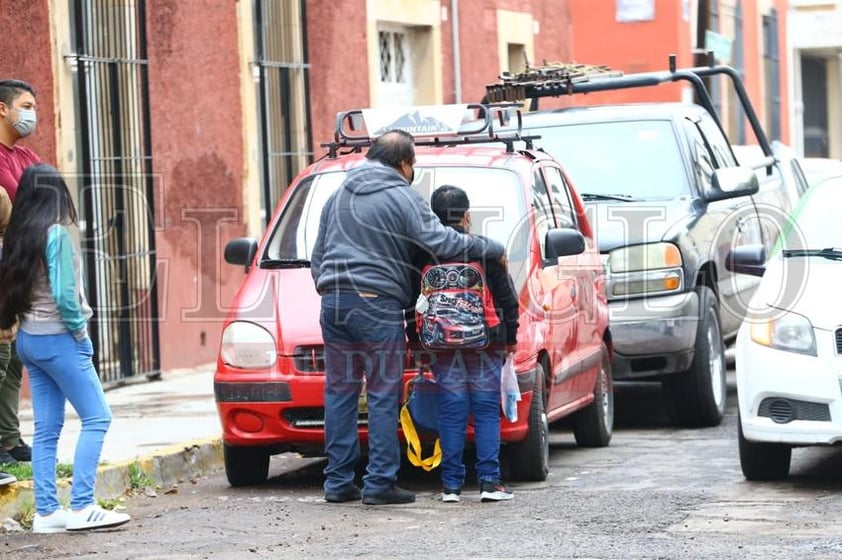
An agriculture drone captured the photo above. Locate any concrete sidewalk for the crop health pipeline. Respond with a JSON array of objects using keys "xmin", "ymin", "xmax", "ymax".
[{"xmin": 0, "ymin": 364, "xmax": 224, "ymax": 522}]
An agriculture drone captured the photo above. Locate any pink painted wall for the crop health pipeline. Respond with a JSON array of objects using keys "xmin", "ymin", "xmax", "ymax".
[
  {"xmin": 0, "ymin": 0, "xmax": 56, "ymax": 165},
  {"xmin": 145, "ymin": 0, "xmax": 247, "ymax": 369},
  {"xmin": 307, "ymin": 0, "xmax": 370, "ymax": 146}
]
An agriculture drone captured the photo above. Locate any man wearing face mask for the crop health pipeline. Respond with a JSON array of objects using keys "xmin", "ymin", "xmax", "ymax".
[
  {"xmin": 0, "ymin": 80, "xmax": 40, "ymax": 201},
  {"xmin": 311, "ymin": 129, "xmax": 506, "ymax": 505},
  {"xmin": 0, "ymin": 79, "xmax": 41, "ymax": 480}
]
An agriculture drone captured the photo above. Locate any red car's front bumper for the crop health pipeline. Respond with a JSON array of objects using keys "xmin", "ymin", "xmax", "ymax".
[{"xmin": 214, "ymin": 362, "xmax": 538, "ymax": 455}]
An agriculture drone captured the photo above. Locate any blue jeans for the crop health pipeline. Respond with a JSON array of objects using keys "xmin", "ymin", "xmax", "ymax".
[
  {"xmin": 320, "ymin": 292, "xmax": 406, "ymax": 495},
  {"xmin": 431, "ymin": 350, "xmax": 503, "ymax": 490},
  {"xmin": 16, "ymin": 330, "xmax": 112, "ymax": 514}
]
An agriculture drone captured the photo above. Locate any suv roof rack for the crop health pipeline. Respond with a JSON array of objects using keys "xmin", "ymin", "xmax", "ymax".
[
  {"xmin": 485, "ymin": 53, "xmax": 774, "ymax": 162},
  {"xmin": 321, "ymin": 103, "xmax": 541, "ymax": 158}
]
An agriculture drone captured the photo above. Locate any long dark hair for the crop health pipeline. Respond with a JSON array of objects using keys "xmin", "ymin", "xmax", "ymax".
[{"xmin": 0, "ymin": 163, "xmax": 78, "ymax": 329}]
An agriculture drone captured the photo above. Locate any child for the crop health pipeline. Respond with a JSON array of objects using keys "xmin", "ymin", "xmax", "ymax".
[
  {"xmin": 424, "ymin": 184, "xmax": 519, "ymax": 502},
  {"xmin": 0, "ymin": 164, "xmax": 130, "ymax": 532}
]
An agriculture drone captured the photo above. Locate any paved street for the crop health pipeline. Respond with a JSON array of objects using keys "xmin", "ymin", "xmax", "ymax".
[{"xmin": 6, "ymin": 368, "xmax": 842, "ymax": 559}]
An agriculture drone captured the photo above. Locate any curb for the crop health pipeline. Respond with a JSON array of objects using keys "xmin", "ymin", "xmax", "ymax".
[{"xmin": 0, "ymin": 437, "xmax": 223, "ymax": 523}]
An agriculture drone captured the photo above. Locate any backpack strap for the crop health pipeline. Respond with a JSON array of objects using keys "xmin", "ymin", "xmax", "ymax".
[
  {"xmin": 400, "ymin": 377, "xmax": 442, "ymax": 471},
  {"xmin": 400, "ymin": 403, "xmax": 442, "ymax": 471}
]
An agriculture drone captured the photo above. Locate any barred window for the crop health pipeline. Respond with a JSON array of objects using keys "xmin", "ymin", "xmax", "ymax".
[
  {"xmin": 379, "ymin": 30, "xmax": 408, "ymax": 84},
  {"xmin": 255, "ymin": 0, "xmax": 313, "ymax": 223}
]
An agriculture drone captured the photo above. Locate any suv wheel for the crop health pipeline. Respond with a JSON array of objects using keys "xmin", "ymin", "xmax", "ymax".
[
  {"xmin": 503, "ymin": 361, "xmax": 549, "ymax": 482},
  {"xmin": 224, "ymin": 443, "xmax": 270, "ymax": 487},
  {"xmin": 662, "ymin": 286, "xmax": 727, "ymax": 427},
  {"xmin": 572, "ymin": 343, "xmax": 614, "ymax": 447}
]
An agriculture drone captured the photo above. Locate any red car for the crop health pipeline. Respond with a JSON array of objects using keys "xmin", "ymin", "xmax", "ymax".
[{"xmin": 215, "ymin": 105, "xmax": 613, "ymax": 486}]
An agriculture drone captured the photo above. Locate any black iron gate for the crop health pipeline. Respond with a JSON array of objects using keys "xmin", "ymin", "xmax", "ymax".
[
  {"xmin": 69, "ymin": 0, "xmax": 161, "ymax": 385},
  {"xmin": 254, "ymin": 0, "xmax": 314, "ymax": 225}
]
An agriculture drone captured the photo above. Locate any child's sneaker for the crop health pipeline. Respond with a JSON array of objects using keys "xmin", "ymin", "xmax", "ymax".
[
  {"xmin": 66, "ymin": 505, "xmax": 131, "ymax": 531},
  {"xmin": 441, "ymin": 488, "xmax": 461, "ymax": 503},
  {"xmin": 32, "ymin": 509, "xmax": 68, "ymax": 533},
  {"xmin": 479, "ymin": 480, "xmax": 513, "ymax": 502}
]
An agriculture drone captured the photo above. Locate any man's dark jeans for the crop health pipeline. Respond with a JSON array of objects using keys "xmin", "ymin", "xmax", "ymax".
[{"xmin": 320, "ymin": 292, "xmax": 406, "ymax": 495}]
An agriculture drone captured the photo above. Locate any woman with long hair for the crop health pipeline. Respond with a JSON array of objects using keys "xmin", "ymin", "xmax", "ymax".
[{"xmin": 0, "ymin": 163, "xmax": 130, "ymax": 532}]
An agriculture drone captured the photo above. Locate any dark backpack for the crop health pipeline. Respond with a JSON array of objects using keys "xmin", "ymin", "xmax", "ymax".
[{"xmin": 415, "ymin": 261, "xmax": 500, "ymax": 350}]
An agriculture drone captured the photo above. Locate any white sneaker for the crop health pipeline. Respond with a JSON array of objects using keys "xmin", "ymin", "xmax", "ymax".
[
  {"xmin": 479, "ymin": 480, "xmax": 514, "ymax": 502},
  {"xmin": 441, "ymin": 488, "xmax": 461, "ymax": 503},
  {"xmin": 33, "ymin": 509, "xmax": 68, "ymax": 533},
  {"xmin": 66, "ymin": 505, "xmax": 131, "ymax": 531}
]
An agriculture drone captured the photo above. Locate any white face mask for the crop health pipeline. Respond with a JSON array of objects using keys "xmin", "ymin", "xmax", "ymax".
[{"xmin": 11, "ymin": 108, "xmax": 37, "ymax": 137}]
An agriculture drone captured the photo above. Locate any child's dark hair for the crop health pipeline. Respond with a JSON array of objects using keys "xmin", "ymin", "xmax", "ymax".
[
  {"xmin": 430, "ymin": 184, "xmax": 469, "ymax": 226},
  {"xmin": 0, "ymin": 164, "xmax": 78, "ymax": 329}
]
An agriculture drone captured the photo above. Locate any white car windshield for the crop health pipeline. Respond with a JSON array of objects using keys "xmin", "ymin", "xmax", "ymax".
[
  {"xmin": 781, "ymin": 177, "xmax": 842, "ymax": 252},
  {"xmin": 528, "ymin": 120, "xmax": 690, "ymax": 200},
  {"xmin": 263, "ymin": 166, "xmax": 526, "ymax": 262}
]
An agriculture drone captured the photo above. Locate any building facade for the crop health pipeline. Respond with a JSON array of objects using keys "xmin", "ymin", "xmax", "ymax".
[
  {"xmin": 0, "ymin": 0, "xmax": 795, "ymax": 383},
  {"xmin": 788, "ymin": 0, "xmax": 842, "ymax": 158}
]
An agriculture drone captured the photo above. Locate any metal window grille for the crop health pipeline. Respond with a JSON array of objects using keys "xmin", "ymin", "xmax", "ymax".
[
  {"xmin": 255, "ymin": 0, "xmax": 313, "ymax": 225},
  {"xmin": 732, "ymin": 0, "xmax": 746, "ymax": 144},
  {"xmin": 763, "ymin": 8, "xmax": 781, "ymax": 141},
  {"xmin": 379, "ymin": 31, "xmax": 408, "ymax": 84},
  {"xmin": 68, "ymin": 0, "xmax": 161, "ymax": 385},
  {"xmin": 709, "ymin": 1, "xmax": 722, "ymax": 118}
]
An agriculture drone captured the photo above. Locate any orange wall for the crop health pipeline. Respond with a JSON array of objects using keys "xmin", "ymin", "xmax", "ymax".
[
  {"xmin": 567, "ymin": 0, "xmax": 690, "ymax": 105},
  {"xmin": 566, "ymin": 0, "xmax": 790, "ymax": 145}
]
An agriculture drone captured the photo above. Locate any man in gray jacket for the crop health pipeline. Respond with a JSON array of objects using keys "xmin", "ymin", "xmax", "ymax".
[{"xmin": 311, "ymin": 129, "xmax": 504, "ymax": 505}]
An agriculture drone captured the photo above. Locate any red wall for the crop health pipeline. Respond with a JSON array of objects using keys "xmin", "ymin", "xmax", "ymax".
[
  {"xmin": 0, "ymin": 0, "xmax": 56, "ymax": 165},
  {"xmin": 145, "ymin": 0, "xmax": 247, "ymax": 369},
  {"xmin": 449, "ymin": 0, "xmax": 573, "ymax": 107},
  {"xmin": 307, "ymin": 0, "xmax": 370, "ymax": 147}
]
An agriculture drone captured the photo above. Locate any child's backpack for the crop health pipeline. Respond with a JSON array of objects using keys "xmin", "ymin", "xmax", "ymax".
[{"xmin": 415, "ymin": 261, "xmax": 500, "ymax": 350}]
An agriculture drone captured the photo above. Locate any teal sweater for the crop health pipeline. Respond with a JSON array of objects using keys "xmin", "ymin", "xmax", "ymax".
[{"xmin": 20, "ymin": 224, "xmax": 92, "ymax": 340}]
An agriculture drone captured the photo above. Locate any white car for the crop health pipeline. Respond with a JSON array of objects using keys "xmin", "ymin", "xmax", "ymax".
[{"xmin": 727, "ymin": 173, "xmax": 842, "ymax": 480}]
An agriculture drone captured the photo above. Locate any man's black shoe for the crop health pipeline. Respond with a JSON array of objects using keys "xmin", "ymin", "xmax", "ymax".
[
  {"xmin": 8, "ymin": 441, "xmax": 31, "ymax": 462},
  {"xmin": 362, "ymin": 486, "xmax": 415, "ymax": 505},
  {"xmin": 324, "ymin": 485, "xmax": 361, "ymax": 503},
  {"xmin": 0, "ymin": 448, "xmax": 17, "ymax": 466}
]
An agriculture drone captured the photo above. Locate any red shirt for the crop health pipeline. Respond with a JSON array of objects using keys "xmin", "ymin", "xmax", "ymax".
[{"xmin": 0, "ymin": 143, "xmax": 41, "ymax": 202}]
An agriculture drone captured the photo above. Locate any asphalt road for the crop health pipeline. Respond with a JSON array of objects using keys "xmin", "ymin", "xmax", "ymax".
[{"xmin": 6, "ymin": 369, "xmax": 842, "ymax": 560}]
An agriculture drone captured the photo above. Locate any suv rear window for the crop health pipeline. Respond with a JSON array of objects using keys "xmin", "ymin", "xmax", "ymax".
[{"xmin": 530, "ymin": 120, "xmax": 691, "ymax": 200}]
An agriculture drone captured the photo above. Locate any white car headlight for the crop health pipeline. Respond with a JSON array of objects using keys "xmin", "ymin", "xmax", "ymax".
[
  {"xmin": 220, "ymin": 321, "xmax": 277, "ymax": 369},
  {"xmin": 750, "ymin": 310, "xmax": 817, "ymax": 356},
  {"xmin": 606, "ymin": 242, "xmax": 683, "ymax": 298}
]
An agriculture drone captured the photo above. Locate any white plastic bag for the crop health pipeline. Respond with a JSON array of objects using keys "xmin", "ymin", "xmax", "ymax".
[{"xmin": 500, "ymin": 354, "xmax": 521, "ymax": 422}]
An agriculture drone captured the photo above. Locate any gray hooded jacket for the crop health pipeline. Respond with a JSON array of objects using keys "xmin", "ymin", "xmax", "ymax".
[{"xmin": 311, "ymin": 160, "xmax": 504, "ymax": 307}]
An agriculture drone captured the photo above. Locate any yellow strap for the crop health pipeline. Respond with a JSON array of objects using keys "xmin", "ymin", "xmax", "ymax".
[{"xmin": 400, "ymin": 403, "xmax": 442, "ymax": 471}]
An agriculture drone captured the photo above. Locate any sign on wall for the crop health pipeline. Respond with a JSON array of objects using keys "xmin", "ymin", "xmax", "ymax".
[
  {"xmin": 705, "ymin": 30, "xmax": 733, "ymax": 63},
  {"xmin": 616, "ymin": 0, "xmax": 655, "ymax": 23}
]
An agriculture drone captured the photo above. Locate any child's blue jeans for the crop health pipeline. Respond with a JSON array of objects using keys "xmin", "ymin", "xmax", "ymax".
[
  {"xmin": 16, "ymin": 330, "xmax": 112, "ymax": 514},
  {"xmin": 431, "ymin": 350, "xmax": 504, "ymax": 490}
]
